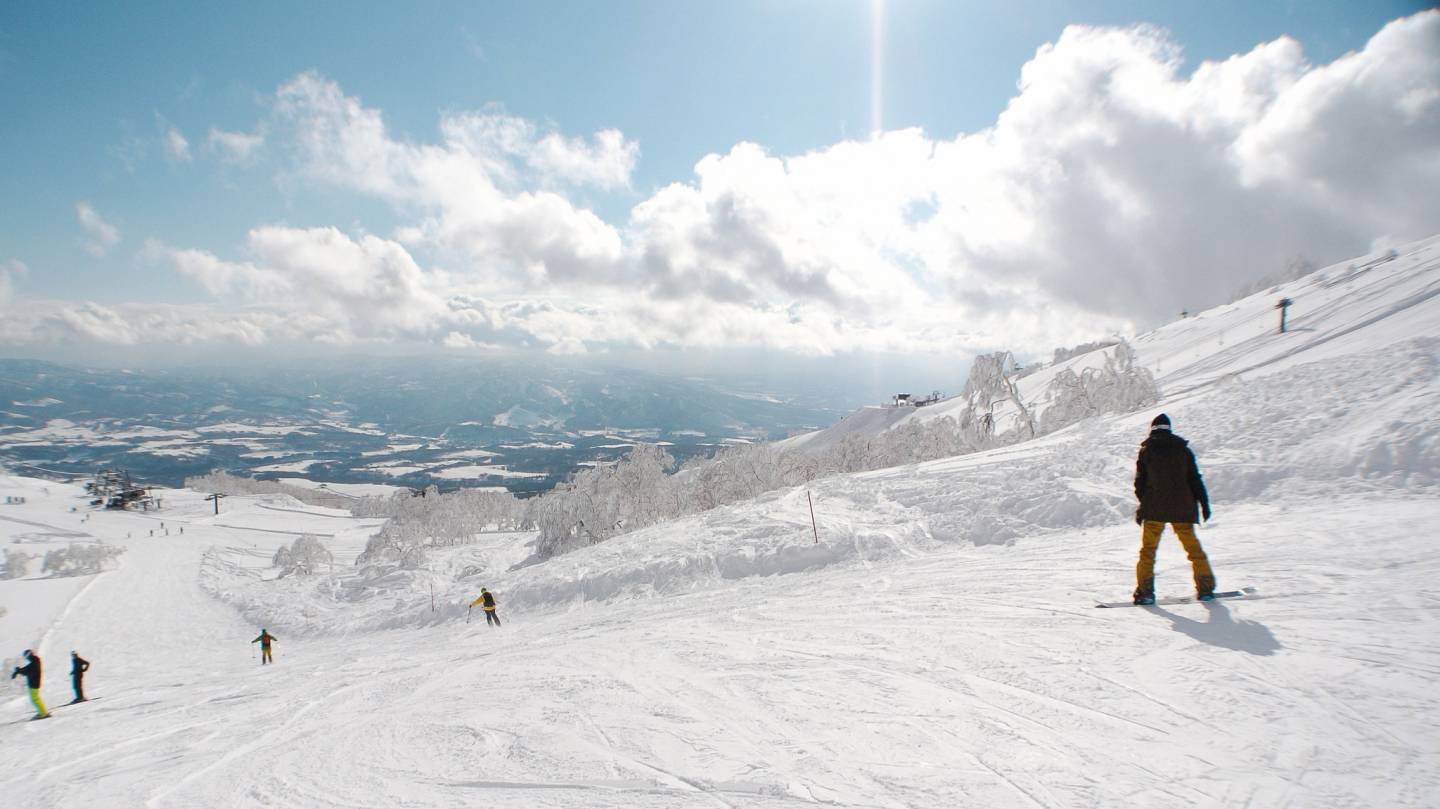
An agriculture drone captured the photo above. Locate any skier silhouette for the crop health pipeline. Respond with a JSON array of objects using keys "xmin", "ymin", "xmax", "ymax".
[
  {"xmin": 70, "ymin": 651, "xmax": 90, "ymax": 703},
  {"xmin": 251, "ymin": 629, "xmax": 277, "ymax": 664}
]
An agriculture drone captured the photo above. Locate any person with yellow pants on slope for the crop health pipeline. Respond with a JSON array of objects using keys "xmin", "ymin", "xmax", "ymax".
[
  {"xmin": 1133, "ymin": 413, "xmax": 1217, "ymax": 605},
  {"xmin": 10, "ymin": 649, "xmax": 50, "ymax": 719},
  {"xmin": 251, "ymin": 629, "xmax": 277, "ymax": 664}
]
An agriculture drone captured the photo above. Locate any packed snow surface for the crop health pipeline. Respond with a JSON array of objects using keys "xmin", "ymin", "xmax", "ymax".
[{"xmin": 1, "ymin": 236, "xmax": 1439, "ymax": 807}]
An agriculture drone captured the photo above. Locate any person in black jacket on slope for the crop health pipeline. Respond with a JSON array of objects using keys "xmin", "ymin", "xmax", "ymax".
[
  {"xmin": 10, "ymin": 650, "xmax": 50, "ymax": 718},
  {"xmin": 70, "ymin": 651, "xmax": 90, "ymax": 703},
  {"xmin": 1133, "ymin": 413, "xmax": 1217, "ymax": 605}
]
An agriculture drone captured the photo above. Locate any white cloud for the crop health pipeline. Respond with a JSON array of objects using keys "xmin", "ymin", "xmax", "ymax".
[
  {"xmin": 926, "ymin": 12, "xmax": 1440, "ymax": 320},
  {"xmin": 0, "ymin": 259, "xmax": 28, "ymax": 307},
  {"xmin": 164, "ymin": 126, "xmax": 192, "ymax": 162},
  {"xmin": 75, "ymin": 202, "xmax": 121, "ymax": 256},
  {"xmin": 527, "ymin": 128, "xmax": 638, "ymax": 190},
  {"xmin": 271, "ymin": 72, "xmax": 631, "ymax": 286},
  {"xmin": 0, "ymin": 299, "xmax": 328, "ymax": 347},
  {"xmin": 108, "ymin": 133, "xmax": 147, "ymax": 174},
  {"xmin": 208, "ymin": 128, "xmax": 264, "ymax": 162},
  {"xmin": 630, "ymin": 11, "xmax": 1440, "ymax": 341},
  {"xmin": 18, "ymin": 12, "xmax": 1439, "ymax": 360},
  {"xmin": 460, "ymin": 27, "xmax": 488, "ymax": 63},
  {"xmin": 152, "ymin": 225, "xmax": 452, "ymax": 341},
  {"xmin": 629, "ymin": 133, "xmax": 937, "ymax": 316}
]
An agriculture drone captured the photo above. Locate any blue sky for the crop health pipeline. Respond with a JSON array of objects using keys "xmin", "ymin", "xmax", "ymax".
[{"xmin": 0, "ymin": 1, "xmax": 1436, "ymax": 369}]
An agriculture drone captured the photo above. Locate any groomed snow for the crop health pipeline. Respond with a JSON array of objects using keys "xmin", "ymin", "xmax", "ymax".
[{"xmin": 0, "ymin": 235, "xmax": 1437, "ymax": 807}]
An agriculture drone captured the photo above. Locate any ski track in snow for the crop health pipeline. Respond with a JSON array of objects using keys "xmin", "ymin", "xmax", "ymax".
[{"xmin": 2, "ymin": 236, "xmax": 1439, "ymax": 807}]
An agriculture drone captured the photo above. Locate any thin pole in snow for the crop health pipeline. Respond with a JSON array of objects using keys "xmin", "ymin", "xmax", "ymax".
[{"xmin": 807, "ymin": 491, "xmax": 820, "ymax": 544}]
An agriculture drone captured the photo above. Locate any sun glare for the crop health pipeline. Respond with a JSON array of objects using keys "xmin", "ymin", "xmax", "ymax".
[{"xmin": 870, "ymin": 0, "xmax": 884, "ymax": 136}]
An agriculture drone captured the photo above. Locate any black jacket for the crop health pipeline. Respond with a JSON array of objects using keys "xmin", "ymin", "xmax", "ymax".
[
  {"xmin": 11, "ymin": 656, "xmax": 41, "ymax": 689},
  {"xmin": 481, "ymin": 591, "xmax": 496, "ymax": 609},
  {"xmin": 72, "ymin": 656, "xmax": 90, "ymax": 678},
  {"xmin": 1135, "ymin": 430, "xmax": 1211, "ymax": 524}
]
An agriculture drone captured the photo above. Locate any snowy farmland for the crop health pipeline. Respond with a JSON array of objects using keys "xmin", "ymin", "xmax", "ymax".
[{"xmin": 1, "ymin": 236, "xmax": 1438, "ymax": 807}]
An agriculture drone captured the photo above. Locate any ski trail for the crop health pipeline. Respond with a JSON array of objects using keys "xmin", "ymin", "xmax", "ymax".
[
  {"xmin": 143, "ymin": 675, "xmax": 368, "ymax": 809},
  {"xmin": 35, "ymin": 565, "xmax": 110, "ymax": 656}
]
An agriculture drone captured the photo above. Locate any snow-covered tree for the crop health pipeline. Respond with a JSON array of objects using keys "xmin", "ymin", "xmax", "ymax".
[
  {"xmin": 1040, "ymin": 342, "xmax": 1160, "ymax": 433},
  {"xmin": 2, "ymin": 549, "xmax": 31, "ymax": 580},
  {"xmin": 273, "ymin": 534, "xmax": 333, "ymax": 577},
  {"xmin": 41, "ymin": 543, "xmax": 124, "ymax": 577},
  {"xmin": 519, "ymin": 339, "xmax": 1162, "ymax": 560},
  {"xmin": 531, "ymin": 443, "xmax": 687, "ymax": 558}
]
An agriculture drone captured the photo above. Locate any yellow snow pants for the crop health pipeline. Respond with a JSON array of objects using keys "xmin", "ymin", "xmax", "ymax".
[
  {"xmin": 1137, "ymin": 521, "xmax": 1215, "ymax": 592},
  {"xmin": 29, "ymin": 688, "xmax": 48, "ymax": 717}
]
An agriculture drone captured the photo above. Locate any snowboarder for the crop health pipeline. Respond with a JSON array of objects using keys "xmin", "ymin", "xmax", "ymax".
[
  {"xmin": 70, "ymin": 651, "xmax": 90, "ymax": 703},
  {"xmin": 10, "ymin": 650, "xmax": 49, "ymax": 719},
  {"xmin": 251, "ymin": 629, "xmax": 277, "ymax": 665},
  {"xmin": 471, "ymin": 588, "xmax": 501, "ymax": 627},
  {"xmin": 1133, "ymin": 413, "xmax": 1216, "ymax": 605}
]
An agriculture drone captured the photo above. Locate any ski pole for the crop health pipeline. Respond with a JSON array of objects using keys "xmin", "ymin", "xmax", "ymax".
[{"xmin": 466, "ymin": 605, "xmax": 472, "ymax": 625}]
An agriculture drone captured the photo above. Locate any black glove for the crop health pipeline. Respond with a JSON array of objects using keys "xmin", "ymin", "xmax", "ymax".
[
  {"xmin": 1134, "ymin": 509, "xmax": 1143, "ymax": 526},
  {"xmin": 1202, "ymin": 504, "xmax": 1212, "ymax": 522}
]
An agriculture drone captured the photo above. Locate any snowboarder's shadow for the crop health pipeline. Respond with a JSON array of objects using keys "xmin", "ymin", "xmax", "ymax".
[{"xmin": 1150, "ymin": 601, "xmax": 1282, "ymax": 656}]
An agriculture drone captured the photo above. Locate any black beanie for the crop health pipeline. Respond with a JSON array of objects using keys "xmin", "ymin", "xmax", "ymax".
[{"xmin": 1151, "ymin": 413, "xmax": 1172, "ymax": 431}]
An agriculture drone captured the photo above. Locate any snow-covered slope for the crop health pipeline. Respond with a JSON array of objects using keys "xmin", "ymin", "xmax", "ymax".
[
  {"xmin": 785, "ymin": 235, "xmax": 1440, "ymax": 450},
  {"xmin": 1, "ymin": 235, "xmax": 1438, "ymax": 807}
]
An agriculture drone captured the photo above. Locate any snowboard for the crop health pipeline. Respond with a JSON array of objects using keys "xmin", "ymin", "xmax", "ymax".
[{"xmin": 1096, "ymin": 587, "xmax": 1256, "ymax": 608}]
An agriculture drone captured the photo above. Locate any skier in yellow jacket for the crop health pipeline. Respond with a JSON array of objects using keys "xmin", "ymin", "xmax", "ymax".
[{"xmin": 471, "ymin": 588, "xmax": 501, "ymax": 627}]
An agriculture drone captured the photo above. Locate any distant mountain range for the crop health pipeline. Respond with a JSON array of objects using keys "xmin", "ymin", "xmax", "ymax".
[{"xmin": 0, "ymin": 356, "xmax": 852, "ymax": 493}]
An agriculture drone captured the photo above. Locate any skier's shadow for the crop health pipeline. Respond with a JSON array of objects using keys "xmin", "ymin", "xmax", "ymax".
[{"xmin": 1150, "ymin": 602, "xmax": 1282, "ymax": 656}]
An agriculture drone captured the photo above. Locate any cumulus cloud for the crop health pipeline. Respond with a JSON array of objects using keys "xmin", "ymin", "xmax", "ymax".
[
  {"xmin": 16, "ymin": 12, "xmax": 1439, "ymax": 360},
  {"xmin": 929, "ymin": 12, "xmax": 1440, "ymax": 319},
  {"xmin": 150, "ymin": 225, "xmax": 452, "ymax": 341},
  {"xmin": 271, "ymin": 73, "xmax": 632, "ymax": 288},
  {"xmin": 630, "ymin": 133, "xmax": 938, "ymax": 316},
  {"xmin": 633, "ymin": 11, "xmax": 1440, "ymax": 338},
  {"xmin": 208, "ymin": 127, "xmax": 264, "ymax": 162},
  {"xmin": 164, "ymin": 126, "xmax": 192, "ymax": 162},
  {"xmin": 527, "ymin": 129, "xmax": 638, "ymax": 189},
  {"xmin": 75, "ymin": 202, "xmax": 121, "ymax": 256},
  {"xmin": 240, "ymin": 71, "xmax": 1122, "ymax": 354}
]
